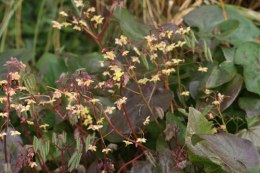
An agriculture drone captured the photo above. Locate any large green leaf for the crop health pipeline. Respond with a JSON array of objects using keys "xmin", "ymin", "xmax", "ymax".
[
  {"xmin": 113, "ymin": 7, "xmax": 149, "ymax": 40},
  {"xmin": 206, "ymin": 61, "xmax": 236, "ymax": 88},
  {"xmin": 36, "ymin": 53, "xmax": 67, "ymax": 86},
  {"xmin": 237, "ymin": 116, "xmax": 260, "ymax": 150},
  {"xmin": 239, "ymin": 98, "xmax": 260, "ymax": 117},
  {"xmin": 186, "ymin": 107, "xmax": 213, "ymax": 136},
  {"xmin": 184, "ymin": 5, "xmax": 260, "ymax": 45},
  {"xmin": 234, "ymin": 42, "xmax": 260, "ymax": 95}
]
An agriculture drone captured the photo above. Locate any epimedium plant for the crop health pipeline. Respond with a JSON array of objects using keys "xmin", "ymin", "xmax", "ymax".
[{"xmin": 0, "ymin": 0, "xmax": 260, "ymax": 173}]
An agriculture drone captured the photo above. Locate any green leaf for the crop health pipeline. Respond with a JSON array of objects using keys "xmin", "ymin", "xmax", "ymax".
[
  {"xmin": 186, "ymin": 107, "xmax": 213, "ymax": 136},
  {"xmin": 214, "ymin": 19, "xmax": 240, "ymax": 38},
  {"xmin": 221, "ymin": 47, "xmax": 236, "ymax": 61},
  {"xmin": 206, "ymin": 61, "xmax": 236, "ymax": 88},
  {"xmin": 36, "ymin": 53, "xmax": 67, "ymax": 86},
  {"xmin": 184, "ymin": 5, "xmax": 260, "ymax": 45},
  {"xmin": 113, "ymin": 7, "xmax": 149, "ymax": 40},
  {"xmin": 234, "ymin": 42, "xmax": 260, "ymax": 95},
  {"xmin": 66, "ymin": 52, "xmax": 106, "ymax": 74}
]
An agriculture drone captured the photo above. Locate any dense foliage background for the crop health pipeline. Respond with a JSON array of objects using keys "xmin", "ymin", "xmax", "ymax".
[{"xmin": 0, "ymin": 0, "xmax": 260, "ymax": 172}]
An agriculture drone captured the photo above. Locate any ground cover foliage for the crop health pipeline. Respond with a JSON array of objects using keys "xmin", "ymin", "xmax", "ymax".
[{"xmin": 0, "ymin": 0, "xmax": 260, "ymax": 172}]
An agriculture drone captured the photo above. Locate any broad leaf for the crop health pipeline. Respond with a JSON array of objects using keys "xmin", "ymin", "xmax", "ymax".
[
  {"xmin": 66, "ymin": 52, "xmax": 106, "ymax": 74},
  {"xmin": 36, "ymin": 53, "xmax": 67, "ymax": 86},
  {"xmin": 235, "ymin": 42, "xmax": 260, "ymax": 95},
  {"xmin": 206, "ymin": 61, "xmax": 236, "ymax": 88},
  {"xmin": 113, "ymin": 7, "xmax": 149, "ymax": 40},
  {"xmin": 184, "ymin": 5, "xmax": 260, "ymax": 45},
  {"xmin": 186, "ymin": 107, "xmax": 213, "ymax": 136}
]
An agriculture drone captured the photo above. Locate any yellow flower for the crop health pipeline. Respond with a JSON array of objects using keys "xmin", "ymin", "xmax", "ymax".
[
  {"xmin": 136, "ymin": 138, "xmax": 146, "ymax": 143},
  {"xmin": 26, "ymin": 99, "xmax": 36, "ymax": 105},
  {"xmin": 180, "ymin": 91, "xmax": 189, "ymax": 96},
  {"xmin": 115, "ymin": 97, "xmax": 127, "ymax": 110},
  {"xmin": 212, "ymin": 100, "xmax": 220, "ymax": 106},
  {"xmin": 176, "ymin": 41, "xmax": 186, "ymax": 47},
  {"xmin": 150, "ymin": 74, "xmax": 160, "ymax": 82},
  {"xmin": 27, "ymin": 121, "xmax": 34, "ymax": 125},
  {"xmin": 198, "ymin": 66, "xmax": 208, "ymax": 72},
  {"xmin": 59, "ymin": 11, "xmax": 68, "ymax": 17},
  {"xmin": 0, "ymin": 132, "xmax": 7, "ymax": 139},
  {"xmin": 10, "ymin": 72, "xmax": 20, "ymax": 80},
  {"xmin": 89, "ymin": 98, "xmax": 100, "ymax": 104},
  {"xmin": 91, "ymin": 15, "xmax": 104, "ymax": 26},
  {"xmin": 29, "ymin": 162, "xmax": 37, "ymax": 168},
  {"xmin": 145, "ymin": 35, "xmax": 157, "ymax": 43},
  {"xmin": 138, "ymin": 78, "xmax": 149, "ymax": 85},
  {"xmin": 115, "ymin": 35, "xmax": 127, "ymax": 46},
  {"xmin": 62, "ymin": 22, "xmax": 72, "ymax": 27},
  {"xmin": 172, "ymin": 59, "xmax": 183, "ymax": 65},
  {"xmin": 162, "ymin": 68, "xmax": 175, "ymax": 76},
  {"xmin": 88, "ymin": 144, "xmax": 97, "ymax": 152},
  {"xmin": 83, "ymin": 115, "xmax": 93, "ymax": 126},
  {"xmin": 74, "ymin": 0, "xmax": 84, "ymax": 7},
  {"xmin": 40, "ymin": 123, "xmax": 49, "ymax": 130},
  {"xmin": 79, "ymin": 20, "xmax": 87, "ymax": 27},
  {"xmin": 52, "ymin": 21, "xmax": 62, "ymax": 29},
  {"xmin": 220, "ymin": 125, "xmax": 226, "ymax": 130},
  {"xmin": 122, "ymin": 51, "xmax": 129, "ymax": 56},
  {"xmin": 73, "ymin": 25, "xmax": 81, "ymax": 31},
  {"xmin": 113, "ymin": 69, "xmax": 124, "ymax": 82},
  {"xmin": 131, "ymin": 56, "xmax": 140, "ymax": 63},
  {"xmin": 0, "ymin": 80, "xmax": 7, "ymax": 86},
  {"xmin": 104, "ymin": 106, "xmax": 116, "ymax": 114},
  {"xmin": 143, "ymin": 116, "xmax": 150, "ymax": 126},
  {"xmin": 0, "ymin": 112, "xmax": 7, "ymax": 118},
  {"xmin": 87, "ymin": 7, "xmax": 95, "ymax": 13},
  {"xmin": 123, "ymin": 140, "xmax": 133, "ymax": 146},
  {"xmin": 102, "ymin": 148, "xmax": 112, "ymax": 154},
  {"xmin": 99, "ymin": 61, "xmax": 105, "ymax": 67},
  {"xmin": 88, "ymin": 124, "xmax": 103, "ymax": 131},
  {"xmin": 84, "ymin": 79, "xmax": 94, "ymax": 87},
  {"xmin": 10, "ymin": 130, "xmax": 21, "ymax": 136},
  {"xmin": 103, "ymin": 51, "xmax": 116, "ymax": 60}
]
